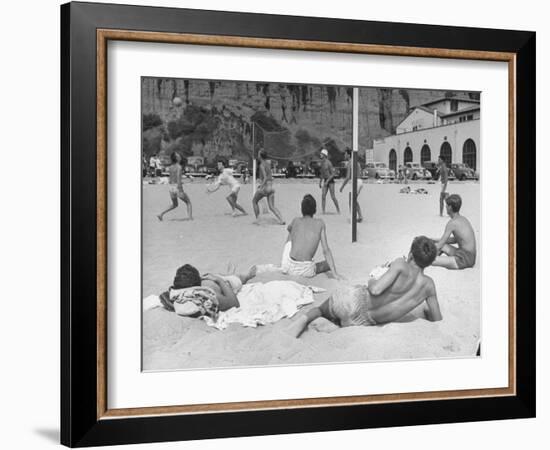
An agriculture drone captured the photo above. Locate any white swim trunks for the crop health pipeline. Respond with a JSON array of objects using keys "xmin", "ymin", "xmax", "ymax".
[{"xmin": 280, "ymin": 241, "xmax": 317, "ymax": 278}]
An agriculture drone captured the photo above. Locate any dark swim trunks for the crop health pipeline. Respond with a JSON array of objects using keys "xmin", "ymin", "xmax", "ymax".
[
  {"xmin": 454, "ymin": 249, "xmax": 476, "ymax": 269},
  {"xmin": 323, "ymin": 178, "xmax": 335, "ymax": 186}
]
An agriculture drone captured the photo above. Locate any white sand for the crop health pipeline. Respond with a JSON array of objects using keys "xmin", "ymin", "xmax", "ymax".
[{"xmin": 142, "ymin": 179, "xmax": 480, "ymax": 370}]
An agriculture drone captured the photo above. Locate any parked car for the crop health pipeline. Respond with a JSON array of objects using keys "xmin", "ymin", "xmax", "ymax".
[
  {"xmin": 184, "ymin": 156, "xmax": 205, "ymax": 174},
  {"xmin": 405, "ymin": 162, "xmax": 432, "ymax": 180},
  {"xmin": 285, "ymin": 161, "xmax": 305, "ymax": 178},
  {"xmin": 422, "ymin": 161, "xmax": 439, "ymax": 179},
  {"xmin": 364, "ymin": 162, "xmax": 395, "ymax": 180},
  {"xmin": 450, "ymin": 163, "xmax": 478, "ymax": 181}
]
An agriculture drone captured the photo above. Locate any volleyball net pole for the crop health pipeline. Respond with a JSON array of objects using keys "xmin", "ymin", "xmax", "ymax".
[
  {"xmin": 252, "ymin": 121, "xmax": 256, "ymax": 196},
  {"xmin": 352, "ymin": 87, "xmax": 359, "ymax": 243}
]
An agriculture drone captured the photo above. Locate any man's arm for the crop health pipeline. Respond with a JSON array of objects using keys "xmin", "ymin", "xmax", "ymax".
[
  {"xmin": 435, "ymin": 221, "xmax": 455, "ymax": 251},
  {"xmin": 202, "ymin": 274, "xmax": 239, "ymax": 310},
  {"xmin": 258, "ymin": 163, "xmax": 267, "ymax": 188},
  {"xmin": 423, "ymin": 280, "xmax": 442, "ymax": 321},
  {"xmin": 176, "ymin": 165, "xmax": 183, "ymax": 191},
  {"xmin": 319, "ymin": 222, "xmax": 341, "ymax": 279},
  {"xmin": 206, "ymin": 175, "xmax": 222, "ymax": 193},
  {"xmin": 367, "ymin": 259, "xmax": 404, "ymax": 296},
  {"xmin": 285, "ymin": 218, "xmax": 294, "ymax": 242}
]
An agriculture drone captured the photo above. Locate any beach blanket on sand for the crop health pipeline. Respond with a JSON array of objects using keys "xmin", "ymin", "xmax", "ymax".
[{"xmin": 203, "ymin": 280, "xmax": 324, "ymax": 330}]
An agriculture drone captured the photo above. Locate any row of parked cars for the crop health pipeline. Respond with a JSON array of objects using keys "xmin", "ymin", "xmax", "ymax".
[
  {"xmin": 162, "ymin": 155, "xmax": 478, "ymax": 181},
  {"xmin": 361, "ymin": 161, "xmax": 479, "ymax": 181}
]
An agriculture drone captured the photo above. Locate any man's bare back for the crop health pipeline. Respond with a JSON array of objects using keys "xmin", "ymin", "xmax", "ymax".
[
  {"xmin": 367, "ymin": 258, "xmax": 437, "ymax": 323},
  {"xmin": 288, "ymin": 217, "xmax": 323, "ymax": 261},
  {"xmin": 433, "ymin": 194, "xmax": 477, "ymax": 270}
]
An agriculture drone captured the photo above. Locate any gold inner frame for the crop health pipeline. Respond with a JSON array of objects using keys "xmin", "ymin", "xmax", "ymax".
[{"xmin": 96, "ymin": 29, "xmax": 516, "ymax": 420}]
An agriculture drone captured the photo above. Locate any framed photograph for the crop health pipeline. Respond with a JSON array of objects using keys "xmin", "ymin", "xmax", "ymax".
[{"xmin": 61, "ymin": 1, "xmax": 535, "ymax": 447}]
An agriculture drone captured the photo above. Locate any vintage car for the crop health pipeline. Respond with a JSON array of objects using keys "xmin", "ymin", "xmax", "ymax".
[
  {"xmin": 363, "ymin": 162, "xmax": 395, "ymax": 180},
  {"xmin": 422, "ymin": 161, "xmax": 439, "ymax": 179},
  {"xmin": 284, "ymin": 161, "xmax": 305, "ymax": 178},
  {"xmin": 308, "ymin": 159, "xmax": 322, "ymax": 177},
  {"xmin": 184, "ymin": 156, "xmax": 206, "ymax": 175},
  {"xmin": 449, "ymin": 163, "xmax": 478, "ymax": 181},
  {"xmin": 405, "ymin": 162, "xmax": 432, "ymax": 180}
]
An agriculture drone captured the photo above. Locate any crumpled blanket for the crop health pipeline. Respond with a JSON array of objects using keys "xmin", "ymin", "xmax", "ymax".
[{"xmin": 203, "ymin": 280, "xmax": 324, "ymax": 330}]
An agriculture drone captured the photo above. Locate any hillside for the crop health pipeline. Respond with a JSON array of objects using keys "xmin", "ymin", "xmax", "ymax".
[{"xmin": 142, "ymin": 77, "xmax": 478, "ymax": 164}]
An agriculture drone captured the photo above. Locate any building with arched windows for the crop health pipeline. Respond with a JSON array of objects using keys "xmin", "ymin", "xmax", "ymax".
[{"xmin": 372, "ymin": 97, "xmax": 480, "ymax": 173}]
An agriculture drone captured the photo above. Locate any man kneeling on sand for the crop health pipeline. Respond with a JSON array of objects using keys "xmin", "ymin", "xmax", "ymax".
[
  {"xmin": 281, "ymin": 194, "xmax": 343, "ymax": 280},
  {"xmin": 432, "ymin": 194, "xmax": 477, "ymax": 270},
  {"xmin": 287, "ymin": 236, "xmax": 442, "ymax": 337},
  {"xmin": 159, "ymin": 264, "xmax": 257, "ymax": 316}
]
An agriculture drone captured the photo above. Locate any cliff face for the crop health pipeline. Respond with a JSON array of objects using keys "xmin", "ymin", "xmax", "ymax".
[{"xmin": 142, "ymin": 77, "xmax": 476, "ymax": 163}]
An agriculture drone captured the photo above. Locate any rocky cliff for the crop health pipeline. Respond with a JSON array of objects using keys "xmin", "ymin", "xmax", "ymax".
[{"xmin": 142, "ymin": 77, "xmax": 477, "ymax": 163}]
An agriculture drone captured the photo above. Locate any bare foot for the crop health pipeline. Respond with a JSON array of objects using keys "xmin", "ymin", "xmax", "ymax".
[{"xmin": 156, "ymin": 214, "xmax": 163, "ymax": 221}]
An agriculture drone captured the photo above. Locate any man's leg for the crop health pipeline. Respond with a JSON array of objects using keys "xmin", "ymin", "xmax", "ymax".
[
  {"xmin": 226, "ymin": 194, "xmax": 236, "ymax": 212},
  {"xmin": 329, "ymin": 183, "xmax": 340, "ymax": 213},
  {"xmin": 432, "ymin": 255, "xmax": 459, "ymax": 269},
  {"xmin": 439, "ymin": 183, "xmax": 448, "ymax": 216},
  {"xmin": 321, "ymin": 183, "xmax": 328, "ymax": 214},
  {"xmin": 286, "ymin": 298, "xmax": 336, "ymax": 338},
  {"xmin": 180, "ymin": 192, "xmax": 193, "ymax": 220},
  {"xmin": 267, "ymin": 193, "xmax": 285, "ymax": 224},
  {"xmin": 157, "ymin": 194, "xmax": 178, "ymax": 221},
  {"xmin": 252, "ymin": 191, "xmax": 263, "ymax": 218},
  {"xmin": 315, "ymin": 260, "xmax": 330, "ymax": 275},
  {"xmin": 232, "ymin": 192, "xmax": 247, "ymax": 215}
]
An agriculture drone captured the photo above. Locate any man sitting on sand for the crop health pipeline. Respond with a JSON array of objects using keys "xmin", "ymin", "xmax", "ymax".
[
  {"xmin": 432, "ymin": 194, "xmax": 476, "ymax": 270},
  {"xmin": 287, "ymin": 236, "xmax": 442, "ymax": 337},
  {"xmin": 281, "ymin": 194, "xmax": 343, "ymax": 279},
  {"xmin": 159, "ymin": 264, "xmax": 257, "ymax": 315}
]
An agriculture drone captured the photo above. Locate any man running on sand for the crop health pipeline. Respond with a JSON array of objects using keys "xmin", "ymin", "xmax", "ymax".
[
  {"xmin": 319, "ymin": 149, "xmax": 340, "ymax": 214},
  {"xmin": 157, "ymin": 152, "xmax": 193, "ymax": 221},
  {"xmin": 432, "ymin": 194, "xmax": 476, "ymax": 270},
  {"xmin": 339, "ymin": 148, "xmax": 363, "ymax": 222},
  {"xmin": 286, "ymin": 236, "xmax": 442, "ymax": 337},
  {"xmin": 207, "ymin": 161, "xmax": 247, "ymax": 217},
  {"xmin": 281, "ymin": 194, "xmax": 343, "ymax": 279},
  {"xmin": 252, "ymin": 150, "xmax": 285, "ymax": 225},
  {"xmin": 437, "ymin": 155, "xmax": 449, "ymax": 216}
]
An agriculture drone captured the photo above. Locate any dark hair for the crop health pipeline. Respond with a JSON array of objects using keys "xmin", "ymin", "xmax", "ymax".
[
  {"xmin": 410, "ymin": 236, "xmax": 437, "ymax": 269},
  {"xmin": 445, "ymin": 194, "xmax": 462, "ymax": 213},
  {"xmin": 345, "ymin": 148, "xmax": 352, "ymax": 157},
  {"xmin": 438, "ymin": 155, "xmax": 446, "ymax": 164},
  {"xmin": 170, "ymin": 152, "xmax": 179, "ymax": 163},
  {"xmin": 259, "ymin": 150, "xmax": 268, "ymax": 160},
  {"xmin": 301, "ymin": 194, "xmax": 317, "ymax": 217},
  {"xmin": 173, "ymin": 264, "xmax": 201, "ymax": 289},
  {"xmin": 217, "ymin": 160, "xmax": 225, "ymax": 167}
]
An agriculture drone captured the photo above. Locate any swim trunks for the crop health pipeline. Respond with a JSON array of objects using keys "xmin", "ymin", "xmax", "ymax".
[
  {"xmin": 280, "ymin": 241, "xmax": 316, "ymax": 278},
  {"xmin": 219, "ymin": 275, "xmax": 243, "ymax": 294},
  {"xmin": 328, "ymin": 284, "xmax": 376, "ymax": 326},
  {"xmin": 454, "ymin": 248, "xmax": 476, "ymax": 269}
]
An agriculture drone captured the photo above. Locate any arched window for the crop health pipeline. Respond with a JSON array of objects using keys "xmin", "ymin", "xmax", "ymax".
[
  {"xmin": 420, "ymin": 144, "xmax": 431, "ymax": 164},
  {"xmin": 404, "ymin": 147, "xmax": 413, "ymax": 164},
  {"xmin": 389, "ymin": 149, "xmax": 397, "ymax": 172},
  {"xmin": 462, "ymin": 139, "xmax": 477, "ymax": 171},
  {"xmin": 440, "ymin": 141, "xmax": 452, "ymax": 164}
]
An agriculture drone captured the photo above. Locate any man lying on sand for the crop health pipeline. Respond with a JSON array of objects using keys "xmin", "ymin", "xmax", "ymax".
[
  {"xmin": 281, "ymin": 194, "xmax": 343, "ymax": 280},
  {"xmin": 160, "ymin": 264, "xmax": 257, "ymax": 315},
  {"xmin": 432, "ymin": 194, "xmax": 477, "ymax": 270},
  {"xmin": 287, "ymin": 236, "xmax": 442, "ymax": 337}
]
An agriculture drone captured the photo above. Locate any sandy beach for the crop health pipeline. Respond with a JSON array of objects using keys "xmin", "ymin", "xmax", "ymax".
[{"xmin": 142, "ymin": 179, "xmax": 480, "ymax": 370}]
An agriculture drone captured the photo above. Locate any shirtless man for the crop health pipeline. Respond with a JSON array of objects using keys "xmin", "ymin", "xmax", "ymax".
[
  {"xmin": 207, "ymin": 161, "xmax": 247, "ymax": 217},
  {"xmin": 339, "ymin": 148, "xmax": 363, "ymax": 222},
  {"xmin": 156, "ymin": 152, "xmax": 193, "ymax": 221},
  {"xmin": 159, "ymin": 263, "xmax": 257, "ymax": 313},
  {"xmin": 252, "ymin": 150, "xmax": 285, "ymax": 224},
  {"xmin": 287, "ymin": 236, "xmax": 442, "ymax": 337},
  {"xmin": 281, "ymin": 194, "xmax": 342, "ymax": 279},
  {"xmin": 319, "ymin": 149, "xmax": 340, "ymax": 214},
  {"xmin": 437, "ymin": 156, "xmax": 449, "ymax": 216},
  {"xmin": 432, "ymin": 194, "xmax": 476, "ymax": 270}
]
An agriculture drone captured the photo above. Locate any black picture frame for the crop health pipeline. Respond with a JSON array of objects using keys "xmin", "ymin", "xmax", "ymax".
[{"xmin": 61, "ymin": 1, "xmax": 535, "ymax": 447}]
